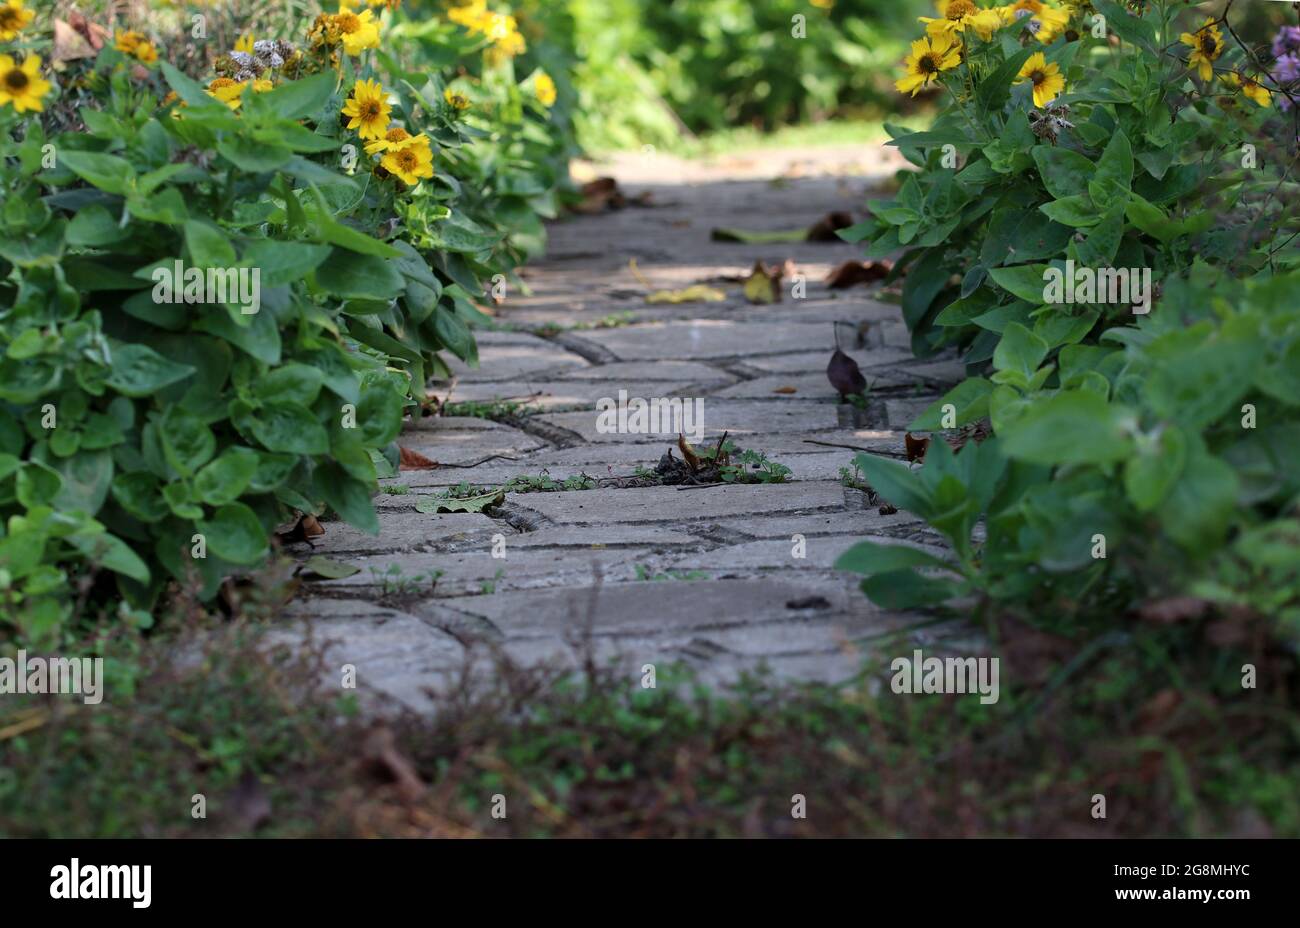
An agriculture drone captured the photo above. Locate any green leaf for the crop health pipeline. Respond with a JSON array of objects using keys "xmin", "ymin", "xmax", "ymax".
[
  {"xmin": 200, "ymin": 502, "xmax": 270, "ymax": 565},
  {"xmin": 1124, "ymin": 427, "xmax": 1186, "ymax": 511},
  {"xmin": 1031, "ymin": 147, "xmax": 1095, "ymax": 200},
  {"xmin": 910, "ymin": 378, "xmax": 994, "ymax": 430},
  {"xmin": 160, "ymin": 407, "xmax": 216, "ymax": 477},
  {"xmin": 1039, "ymin": 195, "xmax": 1100, "ymax": 228},
  {"xmin": 300, "ymin": 555, "xmax": 362, "ymax": 580},
  {"xmin": 104, "ymin": 343, "xmax": 195, "ymax": 397},
  {"xmin": 184, "ymin": 220, "xmax": 237, "ymax": 268},
  {"xmin": 834, "ymin": 540, "xmax": 951, "ymax": 575},
  {"xmin": 70, "ymin": 531, "xmax": 151, "ymax": 583},
  {"xmin": 1000, "ymin": 390, "xmax": 1135, "ymax": 465},
  {"xmin": 1158, "ymin": 447, "xmax": 1239, "ymax": 550},
  {"xmin": 58, "ymin": 151, "xmax": 135, "ymax": 195},
  {"xmin": 249, "ymin": 403, "xmax": 330, "ymax": 455},
  {"xmin": 316, "ymin": 250, "xmax": 405, "ymax": 301},
  {"xmin": 415, "ymin": 488, "xmax": 504, "ymax": 514},
  {"xmin": 52, "ymin": 450, "xmax": 113, "ymax": 515},
  {"xmin": 987, "ymin": 264, "xmax": 1051, "ymax": 303},
  {"xmin": 255, "ymin": 72, "xmax": 338, "ymax": 120},
  {"xmin": 861, "ymin": 569, "xmax": 961, "ymax": 609},
  {"xmin": 314, "ymin": 461, "xmax": 379, "ymax": 534},
  {"xmin": 1088, "ymin": 130, "xmax": 1133, "ymax": 208},
  {"xmin": 194, "ymin": 447, "xmax": 259, "ymax": 506},
  {"xmin": 993, "ymin": 322, "xmax": 1050, "ymax": 378},
  {"xmin": 851, "ymin": 452, "xmax": 933, "ymax": 516}
]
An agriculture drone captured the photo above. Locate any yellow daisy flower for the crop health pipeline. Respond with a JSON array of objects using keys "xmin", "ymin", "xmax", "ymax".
[
  {"xmin": 1006, "ymin": 1, "xmax": 1070, "ymax": 43},
  {"xmin": 1017, "ymin": 51, "xmax": 1065, "ymax": 107},
  {"xmin": 1180, "ymin": 18, "xmax": 1224, "ymax": 82},
  {"xmin": 0, "ymin": 52, "xmax": 51, "ymax": 113},
  {"xmin": 207, "ymin": 77, "xmax": 247, "ymax": 110},
  {"xmin": 252, "ymin": 79, "xmax": 274, "ymax": 93},
  {"xmin": 114, "ymin": 31, "xmax": 144, "ymax": 55},
  {"xmin": 342, "ymin": 78, "xmax": 391, "ymax": 139},
  {"xmin": 381, "ymin": 135, "xmax": 434, "ymax": 185},
  {"xmin": 895, "ymin": 33, "xmax": 962, "ymax": 97},
  {"xmin": 1221, "ymin": 72, "xmax": 1270, "ymax": 108},
  {"xmin": 534, "ymin": 72, "xmax": 556, "ymax": 107},
  {"xmin": 444, "ymin": 88, "xmax": 471, "ymax": 111},
  {"xmin": 133, "ymin": 41, "xmax": 159, "ymax": 65},
  {"xmin": 0, "ymin": 0, "xmax": 35, "ymax": 42},
  {"xmin": 235, "ymin": 34, "xmax": 254, "ymax": 54},
  {"xmin": 364, "ymin": 125, "xmax": 411, "ymax": 155},
  {"xmin": 921, "ymin": 1, "xmax": 1003, "ymax": 41},
  {"xmin": 334, "ymin": 7, "xmax": 381, "ymax": 56}
]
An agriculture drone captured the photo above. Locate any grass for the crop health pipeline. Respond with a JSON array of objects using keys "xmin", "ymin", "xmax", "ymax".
[
  {"xmin": 679, "ymin": 116, "xmax": 930, "ymax": 158},
  {"xmin": 4, "ymin": 598, "xmax": 1298, "ymax": 837}
]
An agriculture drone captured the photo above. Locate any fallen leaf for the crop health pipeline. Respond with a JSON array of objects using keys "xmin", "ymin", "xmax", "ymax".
[
  {"xmin": 742, "ymin": 260, "xmax": 783, "ymax": 304},
  {"xmin": 68, "ymin": 12, "xmax": 108, "ymax": 50},
  {"xmin": 877, "ymin": 503, "xmax": 898, "ymax": 515},
  {"xmin": 710, "ymin": 226, "xmax": 806, "ymax": 244},
  {"xmin": 398, "ymin": 446, "xmax": 439, "ymax": 470},
  {"xmin": 678, "ymin": 434, "xmax": 702, "ymax": 472},
  {"xmin": 647, "ymin": 284, "xmax": 727, "ymax": 304},
  {"xmin": 53, "ymin": 20, "xmax": 99, "ymax": 63},
  {"xmin": 905, "ymin": 432, "xmax": 931, "ymax": 462},
  {"xmin": 299, "ymin": 556, "xmax": 362, "ymax": 581},
  {"xmin": 825, "ymin": 259, "xmax": 893, "ymax": 289},
  {"xmin": 415, "ymin": 489, "xmax": 505, "ymax": 514},
  {"xmin": 772, "ymin": 385, "xmax": 798, "ymax": 394},
  {"xmin": 805, "ymin": 211, "xmax": 855, "ymax": 242},
  {"xmin": 826, "ymin": 349, "xmax": 867, "ymax": 399}
]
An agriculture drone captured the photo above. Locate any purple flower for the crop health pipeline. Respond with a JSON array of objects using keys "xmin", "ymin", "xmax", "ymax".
[
  {"xmin": 1275, "ymin": 26, "xmax": 1300, "ymax": 58},
  {"xmin": 1276, "ymin": 52, "xmax": 1300, "ymax": 84}
]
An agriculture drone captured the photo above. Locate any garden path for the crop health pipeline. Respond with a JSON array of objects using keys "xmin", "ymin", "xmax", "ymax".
[{"xmin": 280, "ymin": 143, "xmax": 980, "ymax": 710}]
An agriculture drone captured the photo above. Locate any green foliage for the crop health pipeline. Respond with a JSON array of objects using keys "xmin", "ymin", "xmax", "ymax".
[
  {"xmin": 839, "ymin": 4, "xmax": 1300, "ymax": 631},
  {"xmin": 0, "ymin": 3, "xmax": 577, "ymax": 641}
]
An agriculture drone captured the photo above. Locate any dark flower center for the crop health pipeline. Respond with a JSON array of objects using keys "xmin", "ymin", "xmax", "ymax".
[
  {"xmin": 1201, "ymin": 35, "xmax": 1217, "ymax": 55},
  {"xmin": 5, "ymin": 69, "xmax": 29, "ymax": 91}
]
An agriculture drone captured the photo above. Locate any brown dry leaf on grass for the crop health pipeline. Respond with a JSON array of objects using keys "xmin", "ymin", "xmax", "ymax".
[
  {"xmin": 825, "ymin": 259, "xmax": 894, "ymax": 289},
  {"xmin": 53, "ymin": 19, "xmax": 102, "ymax": 63}
]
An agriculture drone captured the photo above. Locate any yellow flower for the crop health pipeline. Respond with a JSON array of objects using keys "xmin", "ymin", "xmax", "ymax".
[
  {"xmin": 1221, "ymin": 72, "xmax": 1270, "ymax": 108},
  {"xmin": 207, "ymin": 77, "xmax": 247, "ymax": 110},
  {"xmin": 534, "ymin": 72, "xmax": 556, "ymax": 107},
  {"xmin": 114, "ymin": 30, "xmax": 144, "ymax": 55},
  {"xmin": 235, "ymin": 34, "xmax": 254, "ymax": 54},
  {"xmin": 1180, "ymin": 18, "xmax": 1224, "ymax": 82},
  {"xmin": 921, "ymin": 1, "xmax": 1003, "ymax": 41},
  {"xmin": 0, "ymin": 0, "xmax": 35, "ymax": 41},
  {"xmin": 444, "ymin": 87, "xmax": 471, "ymax": 111},
  {"xmin": 342, "ymin": 77, "xmax": 391, "ymax": 139},
  {"xmin": 895, "ymin": 33, "xmax": 962, "ymax": 97},
  {"xmin": 1006, "ymin": 1, "xmax": 1069, "ymax": 43},
  {"xmin": 0, "ymin": 53, "xmax": 51, "ymax": 113},
  {"xmin": 252, "ymin": 79, "xmax": 274, "ymax": 93},
  {"xmin": 1017, "ymin": 51, "xmax": 1065, "ymax": 107},
  {"xmin": 335, "ymin": 7, "xmax": 381, "ymax": 55},
  {"xmin": 449, "ymin": 1, "xmax": 490, "ymax": 31},
  {"xmin": 381, "ymin": 134, "xmax": 434, "ymax": 184},
  {"xmin": 364, "ymin": 125, "xmax": 411, "ymax": 155},
  {"xmin": 133, "ymin": 41, "xmax": 159, "ymax": 65}
]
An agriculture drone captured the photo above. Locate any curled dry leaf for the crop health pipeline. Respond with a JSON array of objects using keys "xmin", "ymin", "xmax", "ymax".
[
  {"xmin": 772, "ymin": 385, "xmax": 797, "ymax": 394},
  {"xmin": 678, "ymin": 433, "xmax": 702, "ymax": 472},
  {"xmin": 805, "ymin": 211, "xmax": 855, "ymax": 242},
  {"xmin": 905, "ymin": 432, "xmax": 931, "ymax": 463},
  {"xmin": 825, "ymin": 259, "xmax": 893, "ymax": 289},
  {"xmin": 398, "ymin": 446, "xmax": 439, "ymax": 470},
  {"xmin": 826, "ymin": 348, "xmax": 867, "ymax": 399}
]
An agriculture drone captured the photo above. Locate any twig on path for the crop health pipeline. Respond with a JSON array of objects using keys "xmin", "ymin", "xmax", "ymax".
[
  {"xmin": 437, "ymin": 454, "xmax": 520, "ymax": 468},
  {"xmin": 801, "ymin": 439, "xmax": 879, "ymax": 453}
]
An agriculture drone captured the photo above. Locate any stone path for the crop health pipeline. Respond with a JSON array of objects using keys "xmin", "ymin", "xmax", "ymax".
[{"xmin": 281, "ymin": 144, "xmax": 978, "ymax": 710}]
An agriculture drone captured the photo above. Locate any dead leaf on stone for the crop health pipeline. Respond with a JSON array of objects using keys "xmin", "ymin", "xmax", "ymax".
[
  {"xmin": 415, "ymin": 488, "xmax": 505, "ymax": 514},
  {"xmin": 772, "ymin": 386, "xmax": 797, "ymax": 394},
  {"xmin": 678, "ymin": 434, "xmax": 702, "ymax": 472},
  {"xmin": 299, "ymin": 556, "xmax": 362, "ymax": 581},
  {"xmin": 905, "ymin": 432, "xmax": 931, "ymax": 463},
  {"xmin": 805, "ymin": 211, "xmax": 855, "ymax": 242},
  {"xmin": 398, "ymin": 446, "xmax": 439, "ymax": 470},
  {"xmin": 826, "ymin": 348, "xmax": 867, "ymax": 399},
  {"xmin": 276, "ymin": 513, "xmax": 325, "ymax": 544},
  {"xmin": 646, "ymin": 284, "xmax": 727, "ymax": 305},
  {"xmin": 571, "ymin": 177, "xmax": 653, "ymax": 214},
  {"xmin": 742, "ymin": 260, "xmax": 784, "ymax": 304},
  {"xmin": 361, "ymin": 726, "xmax": 426, "ymax": 803},
  {"xmin": 825, "ymin": 259, "xmax": 893, "ymax": 289}
]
